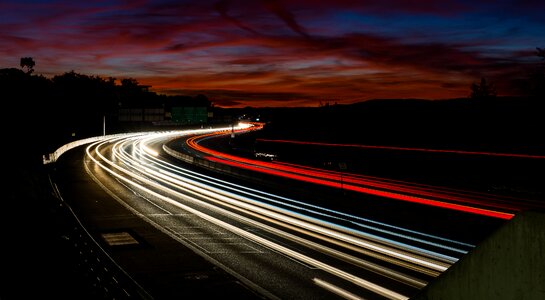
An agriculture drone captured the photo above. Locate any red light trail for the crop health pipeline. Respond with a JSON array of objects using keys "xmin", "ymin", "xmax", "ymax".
[
  {"xmin": 185, "ymin": 124, "xmax": 516, "ymax": 220},
  {"xmin": 256, "ymin": 139, "xmax": 545, "ymax": 159}
]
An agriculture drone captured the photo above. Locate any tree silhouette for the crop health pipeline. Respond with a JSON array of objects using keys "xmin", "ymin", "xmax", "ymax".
[
  {"xmin": 531, "ymin": 47, "xmax": 545, "ymax": 98},
  {"xmin": 20, "ymin": 57, "xmax": 35, "ymax": 74},
  {"xmin": 121, "ymin": 78, "xmax": 139, "ymax": 88},
  {"xmin": 470, "ymin": 77, "xmax": 496, "ymax": 102},
  {"xmin": 537, "ymin": 47, "xmax": 545, "ymax": 60}
]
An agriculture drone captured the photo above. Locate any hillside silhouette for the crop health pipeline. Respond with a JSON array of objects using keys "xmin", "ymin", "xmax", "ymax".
[
  {"xmin": 2, "ymin": 58, "xmax": 544, "ymax": 299},
  {"xmin": 221, "ymin": 96, "xmax": 544, "ymax": 156},
  {"xmin": 1, "ymin": 67, "xmax": 211, "ymax": 165},
  {"xmin": 2, "ymin": 65, "xmax": 545, "ymax": 165}
]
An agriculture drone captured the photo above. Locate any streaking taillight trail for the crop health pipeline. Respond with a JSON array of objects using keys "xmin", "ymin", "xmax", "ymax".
[{"xmin": 186, "ymin": 123, "xmax": 515, "ymax": 220}]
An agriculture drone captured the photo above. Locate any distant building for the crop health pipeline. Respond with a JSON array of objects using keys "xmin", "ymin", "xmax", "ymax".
[
  {"xmin": 118, "ymin": 107, "xmax": 165, "ymax": 122},
  {"xmin": 164, "ymin": 94, "xmax": 211, "ymax": 125},
  {"xmin": 170, "ymin": 106, "xmax": 208, "ymax": 124},
  {"xmin": 138, "ymin": 85, "xmax": 151, "ymax": 93},
  {"xmin": 117, "ymin": 94, "xmax": 212, "ymax": 126}
]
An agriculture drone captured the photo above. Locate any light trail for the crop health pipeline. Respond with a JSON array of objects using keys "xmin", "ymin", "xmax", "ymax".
[
  {"xmin": 80, "ymin": 125, "xmax": 479, "ymax": 299},
  {"xmin": 271, "ymin": 160, "xmax": 528, "ymax": 212},
  {"xmin": 184, "ymin": 129, "xmax": 516, "ymax": 220},
  {"xmin": 118, "ymin": 137, "xmax": 455, "ymax": 273},
  {"xmin": 205, "ymin": 156, "xmax": 513, "ymax": 220},
  {"xmin": 158, "ymin": 143, "xmax": 475, "ymax": 253},
  {"xmin": 314, "ymin": 278, "xmax": 365, "ymax": 300},
  {"xmin": 123, "ymin": 148, "xmax": 456, "ymax": 268},
  {"xmin": 158, "ymin": 140, "xmax": 475, "ymax": 259},
  {"xmin": 256, "ymin": 138, "xmax": 545, "ymax": 160},
  {"xmin": 87, "ymin": 138, "xmax": 411, "ymax": 299}
]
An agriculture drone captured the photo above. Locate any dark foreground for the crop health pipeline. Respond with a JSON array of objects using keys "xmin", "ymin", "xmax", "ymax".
[
  {"xmin": 2, "ymin": 160, "xmax": 97, "ymax": 299},
  {"xmin": 3, "ymin": 97, "xmax": 544, "ymax": 299}
]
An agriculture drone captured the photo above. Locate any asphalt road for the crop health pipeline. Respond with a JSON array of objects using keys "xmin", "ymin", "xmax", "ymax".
[
  {"xmin": 79, "ymin": 132, "xmax": 420, "ymax": 299},
  {"xmin": 47, "ymin": 128, "xmax": 513, "ymax": 300},
  {"xmin": 52, "ymin": 144, "xmax": 264, "ymax": 300}
]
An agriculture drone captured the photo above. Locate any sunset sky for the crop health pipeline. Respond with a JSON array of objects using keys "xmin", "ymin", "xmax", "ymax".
[{"xmin": 1, "ymin": 0, "xmax": 544, "ymax": 107}]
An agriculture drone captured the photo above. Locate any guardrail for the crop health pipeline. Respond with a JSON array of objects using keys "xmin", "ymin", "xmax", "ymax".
[
  {"xmin": 48, "ymin": 176, "xmax": 153, "ymax": 299},
  {"xmin": 43, "ymin": 132, "xmax": 154, "ymax": 298},
  {"xmin": 42, "ymin": 126, "xmax": 245, "ymax": 299},
  {"xmin": 163, "ymin": 143, "xmax": 269, "ymax": 185},
  {"xmin": 43, "ymin": 133, "xmax": 138, "ymax": 165}
]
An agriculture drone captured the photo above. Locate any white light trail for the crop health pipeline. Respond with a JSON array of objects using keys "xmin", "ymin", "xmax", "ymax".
[
  {"xmin": 314, "ymin": 278, "xmax": 365, "ymax": 300},
  {"xmin": 81, "ymin": 126, "xmax": 474, "ymax": 299}
]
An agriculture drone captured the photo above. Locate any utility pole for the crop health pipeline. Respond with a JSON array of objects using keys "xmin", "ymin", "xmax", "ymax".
[{"xmin": 339, "ymin": 162, "xmax": 347, "ymax": 195}]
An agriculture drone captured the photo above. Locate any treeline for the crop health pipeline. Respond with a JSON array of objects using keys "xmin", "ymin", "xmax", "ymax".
[
  {"xmin": 0, "ymin": 67, "xmax": 210, "ymax": 162},
  {"xmin": 245, "ymin": 47, "xmax": 545, "ymax": 155},
  {"xmin": 246, "ymin": 96, "xmax": 545, "ymax": 155}
]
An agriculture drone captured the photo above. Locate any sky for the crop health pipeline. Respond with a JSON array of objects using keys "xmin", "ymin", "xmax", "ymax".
[{"xmin": 1, "ymin": 0, "xmax": 544, "ymax": 107}]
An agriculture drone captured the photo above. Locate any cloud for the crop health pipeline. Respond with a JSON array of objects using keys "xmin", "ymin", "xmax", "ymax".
[
  {"xmin": 154, "ymin": 88, "xmax": 316, "ymax": 107},
  {"xmin": 214, "ymin": 0, "xmax": 261, "ymax": 35},
  {"xmin": 1, "ymin": 0, "xmax": 542, "ymax": 107},
  {"xmin": 261, "ymin": 0, "xmax": 309, "ymax": 37}
]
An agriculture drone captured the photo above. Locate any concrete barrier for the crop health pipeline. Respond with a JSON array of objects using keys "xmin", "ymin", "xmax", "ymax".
[
  {"xmin": 412, "ymin": 210, "xmax": 545, "ymax": 300},
  {"xmin": 163, "ymin": 143, "xmax": 268, "ymax": 185},
  {"xmin": 43, "ymin": 133, "xmax": 141, "ymax": 165}
]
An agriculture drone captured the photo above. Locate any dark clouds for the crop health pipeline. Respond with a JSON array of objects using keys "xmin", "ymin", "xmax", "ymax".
[{"xmin": 1, "ymin": 0, "xmax": 543, "ymax": 107}]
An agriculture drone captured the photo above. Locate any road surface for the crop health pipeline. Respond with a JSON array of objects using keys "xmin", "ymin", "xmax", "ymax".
[{"xmin": 52, "ymin": 124, "xmax": 510, "ymax": 299}]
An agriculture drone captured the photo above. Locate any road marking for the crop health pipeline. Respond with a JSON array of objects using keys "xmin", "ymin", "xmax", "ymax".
[
  {"xmin": 166, "ymin": 226, "xmax": 263, "ymax": 254},
  {"xmin": 101, "ymin": 232, "xmax": 139, "ymax": 246}
]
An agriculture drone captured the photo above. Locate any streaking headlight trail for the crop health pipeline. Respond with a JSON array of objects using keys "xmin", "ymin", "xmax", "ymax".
[{"xmin": 82, "ymin": 123, "xmax": 478, "ymax": 300}]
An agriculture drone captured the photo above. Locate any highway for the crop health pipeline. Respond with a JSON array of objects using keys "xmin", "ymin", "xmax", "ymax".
[
  {"xmin": 185, "ymin": 124, "xmax": 529, "ymax": 220},
  {"xmin": 53, "ymin": 123, "xmax": 511, "ymax": 299}
]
